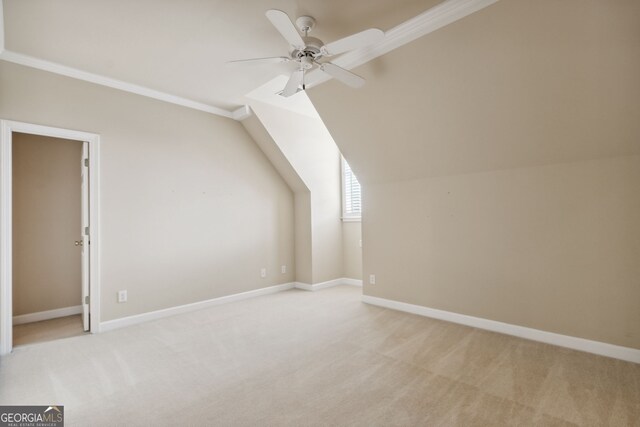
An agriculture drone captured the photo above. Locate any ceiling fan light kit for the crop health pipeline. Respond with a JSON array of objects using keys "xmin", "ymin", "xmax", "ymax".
[{"xmin": 229, "ymin": 9, "xmax": 385, "ymax": 97}]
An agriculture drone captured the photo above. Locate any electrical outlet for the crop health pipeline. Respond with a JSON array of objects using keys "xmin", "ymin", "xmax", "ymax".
[
  {"xmin": 369, "ymin": 274, "xmax": 376, "ymax": 285},
  {"xmin": 260, "ymin": 268, "xmax": 267, "ymax": 278},
  {"xmin": 281, "ymin": 265, "xmax": 286, "ymax": 274},
  {"xmin": 117, "ymin": 290, "xmax": 127, "ymax": 303}
]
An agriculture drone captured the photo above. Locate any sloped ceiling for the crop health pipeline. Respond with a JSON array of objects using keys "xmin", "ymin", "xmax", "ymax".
[
  {"xmin": 2, "ymin": 0, "xmax": 442, "ymax": 111},
  {"xmin": 308, "ymin": 0, "xmax": 640, "ymax": 183}
]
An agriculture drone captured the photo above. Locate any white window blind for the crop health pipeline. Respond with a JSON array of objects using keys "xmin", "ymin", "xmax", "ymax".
[{"xmin": 342, "ymin": 157, "xmax": 361, "ymax": 218}]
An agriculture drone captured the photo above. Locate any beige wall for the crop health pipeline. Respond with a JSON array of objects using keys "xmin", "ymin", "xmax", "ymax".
[
  {"xmin": 364, "ymin": 156, "xmax": 640, "ymax": 349},
  {"xmin": 0, "ymin": 61, "xmax": 295, "ymax": 322},
  {"xmin": 12, "ymin": 133, "xmax": 83, "ymax": 315},
  {"xmin": 342, "ymin": 222, "xmax": 362, "ymax": 280},
  {"xmin": 294, "ymin": 193, "xmax": 313, "ymax": 283},
  {"xmin": 309, "ymin": 0, "xmax": 640, "ymax": 349},
  {"xmin": 241, "ymin": 113, "xmax": 308, "ymax": 193},
  {"xmin": 248, "ymin": 100, "xmax": 344, "ymax": 284},
  {"xmin": 243, "ymin": 101, "xmax": 364, "ymax": 283},
  {"xmin": 240, "ymin": 111, "xmax": 314, "ymax": 283},
  {"xmin": 309, "ymin": 0, "xmax": 640, "ymax": 184}
]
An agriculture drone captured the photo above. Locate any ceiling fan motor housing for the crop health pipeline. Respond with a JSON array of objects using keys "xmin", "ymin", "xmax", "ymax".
[{"xmin": 290, "ymin": 36, "xmax": 324, "ymax": 67}]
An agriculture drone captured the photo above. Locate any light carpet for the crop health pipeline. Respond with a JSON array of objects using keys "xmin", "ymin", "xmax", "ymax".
[{"xmin": 1, "ymin": 286, "xmax": 638, "ymax": 426}]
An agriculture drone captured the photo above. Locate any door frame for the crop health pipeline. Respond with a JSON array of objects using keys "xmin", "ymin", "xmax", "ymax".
[{"xmin": 0, "ymin": 120, "xmax": 101, "ymax": 355}]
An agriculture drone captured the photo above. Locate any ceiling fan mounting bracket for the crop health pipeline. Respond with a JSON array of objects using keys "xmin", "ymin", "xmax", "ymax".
[{"xmin": 295, "ymin": 16, "xmax": 316, "ymax": 34}]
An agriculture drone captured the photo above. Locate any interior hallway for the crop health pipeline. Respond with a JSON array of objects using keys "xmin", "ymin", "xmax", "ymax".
[{"xmin": 1, "ymin": 286, "xmax": 638, "ymax": 426}]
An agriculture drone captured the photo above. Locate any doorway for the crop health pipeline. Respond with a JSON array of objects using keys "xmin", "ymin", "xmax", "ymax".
[
  {"xmin": 0, "ymin": 121, "xmax": 101, "ymax": 355},
  {"xmin": 13, "ymin": 133, "xmax": 86, "ymax": 346}
]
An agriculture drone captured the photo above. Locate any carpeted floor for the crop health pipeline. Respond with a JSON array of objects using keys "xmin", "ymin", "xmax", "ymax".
[{"xmin": 1, "ymin": 285, "xmax": 638, "ymax": 426}]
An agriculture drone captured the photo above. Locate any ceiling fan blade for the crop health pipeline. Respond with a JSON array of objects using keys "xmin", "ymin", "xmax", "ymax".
[
  {"xmin": 322, "ymin": 28, "xmax": 384, "ymax": 56},
  {"xmin": 282, "ymin": 70, "xmax": 304, "ymax": 97},
  {"xmin": 319, "ymin": 63, "xmax": 365, "ymax": 88},
  {"xmin": 266, "ymin": 9, "xmax": 305, "ymax": 49},
  {"xmin": 227, "ymin": 56, "xmax": 290, "ymax": 66}
]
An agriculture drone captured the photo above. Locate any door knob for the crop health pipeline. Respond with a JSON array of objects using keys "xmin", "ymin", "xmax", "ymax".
[{"xmin": 75, "ymin": 240, "xmax": 83, "ymax": 246}]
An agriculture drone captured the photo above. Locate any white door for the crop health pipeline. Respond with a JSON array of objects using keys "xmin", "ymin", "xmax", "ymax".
[{"xmin": 81, "ymin": 142, "xmax": 90, "ymax": 331}]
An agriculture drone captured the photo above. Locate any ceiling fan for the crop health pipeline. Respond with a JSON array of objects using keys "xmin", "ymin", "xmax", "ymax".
[{"xmin": 229, "ymin": 9, "xmax": 385, "ymax": 97}]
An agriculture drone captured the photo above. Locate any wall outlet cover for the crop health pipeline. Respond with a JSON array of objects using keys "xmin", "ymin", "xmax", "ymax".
[{"xmin": 117, "ymin": 290, "xmax": 127, "ymax": 303}]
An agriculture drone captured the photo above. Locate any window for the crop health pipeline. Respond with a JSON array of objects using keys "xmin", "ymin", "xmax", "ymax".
[{"xmin": 342, "ymin": 156, "xmax": 361, "ymax": 220}]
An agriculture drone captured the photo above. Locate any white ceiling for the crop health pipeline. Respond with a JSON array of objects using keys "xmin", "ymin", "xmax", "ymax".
[{"xmin": 2, "ymin": 0, "xmax": 443, "ymax": 112}]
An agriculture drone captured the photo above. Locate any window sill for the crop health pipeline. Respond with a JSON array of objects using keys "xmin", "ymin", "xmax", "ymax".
[{"xmin": 341, "ymin": 217, "xmax": 361, "ymax": 223}]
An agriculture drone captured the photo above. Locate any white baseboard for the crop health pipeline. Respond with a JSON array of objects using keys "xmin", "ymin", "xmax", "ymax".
[
  {"xmin": 100, "ymin": 283, "xmax": 295, "ymax": 332},
  {"xmin": 13, "ymin": 305, "xmax": 82, "ymax": 325},
  {"xmin": 294, "ymin": 279, "xmax": 341, "ymax": 291},
  {"xmin": 342, "ymin": 278, "xmax": 363, "ymax": 287},
  {"xmin": 295, "ymin": 277, "xmax": 362, "ymax": 291},
  {"xmin": 293, "ymin": 282, "xmax": 315, "ymax": 291},
  {"xmin": 362, "ymin": 295, "xmax": 640, "ymax": 364}
]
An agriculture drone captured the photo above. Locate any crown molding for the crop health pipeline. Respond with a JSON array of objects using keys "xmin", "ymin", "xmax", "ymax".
[
  {"xmin": 232, "ymin": 105, "xmax": 252, "ymax": 121},
  {"xmin": 0, "ymin": 0, "xmax": 237, "ymax": 120},
  {"xmin": 0, "ymin": 49, "xmax": 235, "ymax": 119},
  {"xmin": 0, "ymin": 0, "xmax": 498, "ymax": 120},
  {"xmin": 305, "ymin": 0, "xmax": 499, "ymax": 87}
]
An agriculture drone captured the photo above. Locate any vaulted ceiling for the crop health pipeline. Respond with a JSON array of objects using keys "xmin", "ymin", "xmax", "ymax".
[
  {"xmin": 309, "ymin": 0, "xmax": 640, "ymax": 183},
  {"xmin": 2, "ymin": 0, "xmax": 442, "ymax": 111},
  {"xmin": 4, "ymin": 0, "xmax": 637, "ymax": 185}
]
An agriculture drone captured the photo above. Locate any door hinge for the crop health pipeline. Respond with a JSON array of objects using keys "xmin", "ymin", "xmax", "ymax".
[
  {"xmin": 85, "ymin": 295, "xmax": 90, "ymax": 304},
  {"xmin": 84, "ymin": 226, "xmax": 90, "ymax": 236},
  {"xmin": 84, "ymin": 158, "xmax": 89, "ymax": 167}
]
